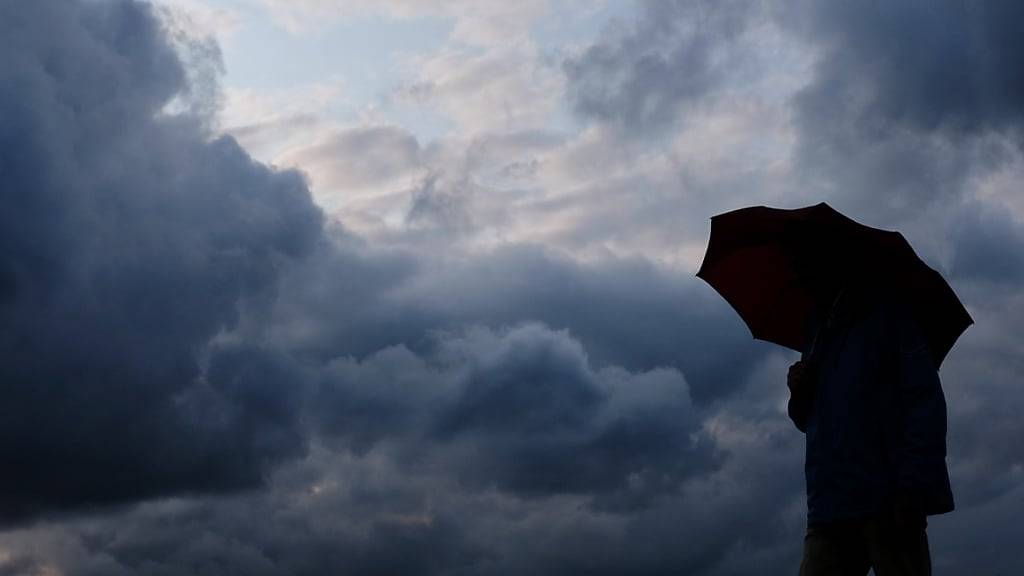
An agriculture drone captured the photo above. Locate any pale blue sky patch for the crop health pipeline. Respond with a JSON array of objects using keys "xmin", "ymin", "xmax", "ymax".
[
  {"xmin": 195, "ymin": 0, "xmax": 632, "ymax": 144},
  {"xmin": 222, "ymin": 12, "xmax": 452, "ymax": 110},
  {"xmin": 531, "ymin": 0, "xmax": 635, "ymax": 53}
]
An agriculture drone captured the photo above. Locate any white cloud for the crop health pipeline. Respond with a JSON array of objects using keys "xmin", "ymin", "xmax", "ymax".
[
  {"xmin": 217, "ymin": 81, "xmax": 344, "ymax": 162},
  {"xmin": 396, "ymin": 44, "xmax": 565, "ymax": 135},
  {"xmin": 256, "ymin": 0, "xmax": 550, "ymax": 46},
  {"xmin": 155, "ymin": 0, "xmax": 250, "ymax": 39}
]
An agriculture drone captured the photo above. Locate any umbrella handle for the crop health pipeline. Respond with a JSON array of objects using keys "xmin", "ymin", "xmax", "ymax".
[
  {"xmin": 802, "ymin": 287, "xmax": 847, "ymax": 366},
  {"xmin": 803, "ymin": 327, "xmax": 821, "ymax": 363},
  {"xmin": 801, "ymin": 329, "xmax": 825, "ymax": 383}
]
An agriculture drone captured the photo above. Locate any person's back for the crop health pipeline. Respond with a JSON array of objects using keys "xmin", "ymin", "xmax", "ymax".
[{"xmin": 788, "ymin": 282, "xmax": 953, "ymax": 575}]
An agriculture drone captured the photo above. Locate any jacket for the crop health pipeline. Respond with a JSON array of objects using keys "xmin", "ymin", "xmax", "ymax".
[{"xmin": 790, "ymin": 285, "xmax": 955, "ymax": 525}]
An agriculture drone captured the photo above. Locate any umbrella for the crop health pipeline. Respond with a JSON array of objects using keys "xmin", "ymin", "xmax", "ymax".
[{"xmin": 695, "ymin": 202, "xmax": 972, "ymax": 366}]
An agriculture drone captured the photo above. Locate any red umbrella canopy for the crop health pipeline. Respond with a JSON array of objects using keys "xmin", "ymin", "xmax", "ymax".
[{"xmin": 696, "ymin": 202, "xmax": 972, "ymax": 366}]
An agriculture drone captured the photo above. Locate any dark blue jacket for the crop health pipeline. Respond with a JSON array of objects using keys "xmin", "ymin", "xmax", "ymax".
[{"xmin": 794, "ymin": 286, "xmax": 954, "ymax": 525}]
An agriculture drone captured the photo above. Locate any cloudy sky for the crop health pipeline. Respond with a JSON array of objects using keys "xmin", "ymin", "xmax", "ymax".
[{"xmin": 1, "ymin": 0, "xmax": 1022, "ymax": 573}]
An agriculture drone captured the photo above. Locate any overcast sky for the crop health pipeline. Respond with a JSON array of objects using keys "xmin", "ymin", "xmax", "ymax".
[{"xmin": 1, "ymin": 0, "xmax": 1022, "ymax": 574}]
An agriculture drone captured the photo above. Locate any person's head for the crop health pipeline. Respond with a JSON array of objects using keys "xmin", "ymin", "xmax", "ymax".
[{"xmin": 785, "ymin": 241, "xmax": 853, "ymax": 311}]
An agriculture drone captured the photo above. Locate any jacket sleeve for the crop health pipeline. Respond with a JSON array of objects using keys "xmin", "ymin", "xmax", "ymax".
[
  {"xmin": 790, "ymin": 310, "xmax": 824, "ymax": 434},
  {"xmin": 788, "ymin": 382, "xmax": 812, "ymax": 433},
  {"xmin": 893, "ymin": 307, "xmax": 955, "ymax": 514}
]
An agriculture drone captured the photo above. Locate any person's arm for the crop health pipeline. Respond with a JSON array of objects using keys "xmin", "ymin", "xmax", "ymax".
[
  {"xmin": 790, "ymin": 306, "xmax": 828, "ymax": 433},
  {"xmin": 892, "ymin": 306, "xmax": 953, "ymax": 517}
]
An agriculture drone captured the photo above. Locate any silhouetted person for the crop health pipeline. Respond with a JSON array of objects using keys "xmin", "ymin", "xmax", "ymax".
[{"xmin": 787, "ymin": 263, "xmax": 953, "ymax": 576}]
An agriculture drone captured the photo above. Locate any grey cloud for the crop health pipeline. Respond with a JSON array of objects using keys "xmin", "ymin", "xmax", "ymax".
[
  {"xmin": 931, "ymin": 287, "xmax": 1024, "ymax": 512},
  {"xmin": 0, "ymin": 353, "xmax": 806, "ymax": 576},
  {"xmin": 564, "ymin": 0, "xmax": 757, "ymax": 134},
  {"xmin": 397, "ymin": 246, "xmax": 767, "ymax": 403},
  {"xmin": 401, "ymin": 130, "xmax": 564, "ymax": 238},
  {"xmin": 0, "ymin": 490, "xmax": 483, "ymax": 576},
  {"xmin": 311, "ymin": 323, "xmax": 717, "ymax": 508},
  {"xmin": 948, "ymin": 203, "xmax": 1024, "ymax": 284},
  {"xmin": 271, "ymin": 242, "xmax": 766, "ymax": 404},
  {"xmin": 405, "ymin": 173, "xmax": 475, "ymax": 233},
  {"xmin": 260, "ymin": 240, "xmax": 763, "ymax": 510},
  {"xmin": 312, "ymin": 344, "xmax": 443, "ymax": 454},
  {"xmin": 783, "ymin": 0, "xmax": 1024, "ymax": 139},
  {"xmin": 427, "ymin": 325, "xmax": 715, "ymax": 508},
  {"xmin": 0, "ymin": 0, "xmax": 323, "ymax": 521},
  {"xmin": 260, "ymin": 234, "xmax": 424, "ymax": 359},
  {"xmin": 434, "ymin": 325, "xmax": 604, "ymax": 440},
  {"xmin": 782, "ymin": 1, "xmax": 1024, "ymax": 220},
  {"xmin": 1, "ymin": 0, "xmax": 762, "ymax": 545}
]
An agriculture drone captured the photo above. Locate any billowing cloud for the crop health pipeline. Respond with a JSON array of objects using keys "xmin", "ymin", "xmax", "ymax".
[
  {"xmin": 0, "ymin": 0, "xmax": 751, "ymax": 528},
  {"xmin": 0, "ymin": 0, "xmax": 323, "ymax": 521},
  {"xmin": 310, "ymin": 323, "xmax": 717, "ymax": 509},
  {"xmin": 268, "ymin": 243, "xmax": 765, "ymax": 402},
  {"xmin": 0, "ymin": 346, "xmax": 802, "ymax": 576}
]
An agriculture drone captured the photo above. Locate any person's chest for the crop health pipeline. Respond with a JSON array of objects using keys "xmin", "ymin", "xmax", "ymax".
[{"xmin": 812, "ymin": 311, "xmax": 894, "ymax": 431}]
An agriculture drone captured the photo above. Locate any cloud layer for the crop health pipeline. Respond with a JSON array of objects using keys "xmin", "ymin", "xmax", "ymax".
[
  {"xmin": 1, "ymin": 0, "xmax": 1023, "ymax": 574},
  {"xmin": 0, "ymin": 0, "xmax": 324, "ymax": 522}
]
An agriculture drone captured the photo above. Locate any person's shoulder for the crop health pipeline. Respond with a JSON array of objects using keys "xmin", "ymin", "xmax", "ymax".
[
  {"xmin": 855, "ymin": 283, "xmax": 909, "ymax": 321},
  {"xmin": 880, "ymin": 295, "xmax": 918, "ymax": 331},
  {"xmin": 868, "ymin": 289, "xmax": 935, "ymax": 359},
  {"xmin": 852, "ymin": 285, "xmax": 916, "ymax": 344}
]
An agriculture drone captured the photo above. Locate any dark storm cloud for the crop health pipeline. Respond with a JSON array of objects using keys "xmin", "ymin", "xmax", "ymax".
[
  {"xmin": 0, "ymin": 0, "xmax": 323, "ymax": 521},
  {"xmin": 271, "ymin": 244, "xmax": 754, "ymax": 507},
  {"xmin": 0, "ymin": 353, "xmax": 805, "ymax": 576},
  {"xmin": 274, "ymin": 243, "xmax": 765, "ymax": 403},
  {"xmin": 563, "ymin": 0, "xmax": 756, "ymax": 134},
  {"xmin": 264, "ymin": 244, "xmax": 754, "ymax": 509},
  {"xmin": 427, "ymin": 325, "xmax": 716, "ymax": 508},
  {"xmin": 94, "ymin": 510, "xmax": 480, "ymax": 576},
  {"xmin": 949, "ymin": 203, "xmax": 1024, "ymax": 284},
  {"xmin": 404, "ymin": 246, "xmax": 766, "ymax": 403},
  {"xmin": 0, "ymin": 489, "xmax": 485, "ymax": 576},
  {"xmin": 0, "ymin": 0, "xmax": 764, "ymax": 530},
  {"xmin": 781, "ymin": 0, "xmax": 1024, "ymax": 219},
  {"xmin": 784, "ymin": 0, "xmax": 1024, "ymax": 139},
  {"xmin": 310, "ymin": 324, "xmax": 718, "ymax": 510}
]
